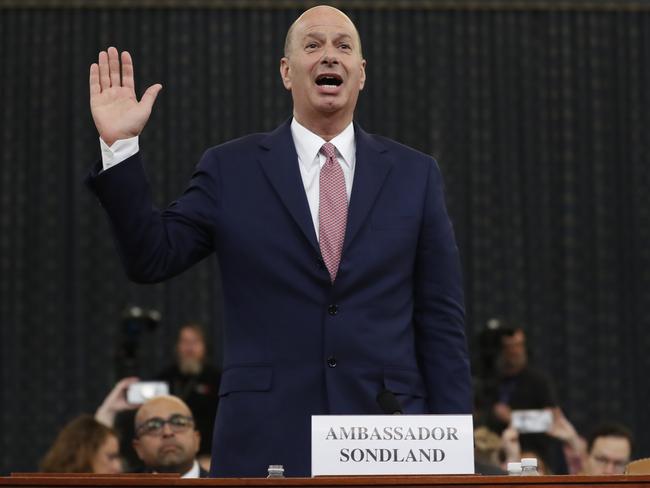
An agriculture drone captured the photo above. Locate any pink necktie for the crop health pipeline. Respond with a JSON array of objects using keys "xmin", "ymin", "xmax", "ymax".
[{"xmin": 319, "ymin": 142, "xmax": 348, "ymax": 282}]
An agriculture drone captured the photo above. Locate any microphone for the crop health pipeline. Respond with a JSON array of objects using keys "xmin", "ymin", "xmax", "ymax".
[{"xmin": 377, "ymin": 389, "xmax": 403, "ymax": 414}]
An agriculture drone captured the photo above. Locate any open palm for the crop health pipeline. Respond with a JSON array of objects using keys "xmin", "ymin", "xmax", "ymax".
[{"xmin": 89, "ymin": 47, "xmax": 162, "ymax": 146}]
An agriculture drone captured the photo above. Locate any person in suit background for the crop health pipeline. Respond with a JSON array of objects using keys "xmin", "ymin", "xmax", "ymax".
[
  {"xmin": 581, "ymin": 423, "xmax": 633, "ymax": 475},
  {"xmin": 86, "ymin": 5, "xmax": 472, "ymax": 477},
  {"xmin": 132, "ymin": 395, "xmax": 208, "ymax": 478}
]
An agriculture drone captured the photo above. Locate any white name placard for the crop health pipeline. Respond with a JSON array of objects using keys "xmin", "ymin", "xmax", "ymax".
[{"xmin": 311, "ymin": 415, "xmax": 474, "ymax": 476}]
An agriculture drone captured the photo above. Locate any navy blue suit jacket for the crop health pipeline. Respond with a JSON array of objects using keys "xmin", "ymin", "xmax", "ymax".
[{"xmin": 86, "ymin": 120, "xmax": 472, "ymax": 477}]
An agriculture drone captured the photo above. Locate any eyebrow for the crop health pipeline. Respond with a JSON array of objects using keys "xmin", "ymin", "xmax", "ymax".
[
  {"xmin": 303, "ymin": 32, "xmax": 354, "ymax": 44},
  {"xmin": 137, "ymin": 413, "xmax": 188, "ymax": 424}
]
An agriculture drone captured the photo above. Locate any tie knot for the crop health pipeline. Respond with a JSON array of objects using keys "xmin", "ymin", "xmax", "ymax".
[{"xmin": 320, "ymin": 142, "xmax": 338, "ymax": 161}]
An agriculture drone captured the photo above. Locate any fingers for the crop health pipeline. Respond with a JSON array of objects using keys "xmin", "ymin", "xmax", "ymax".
[
  {"xmin": 89, "ymin": 63, "xmax": 100, "ymax": 97},
  {"xmin": 141, "ymin": 83, "xmax": 163, "ymax": 110},
  {"xmin": 115, "ymin": 376, "xmax": 140, "ymax": 391},
  {"xmin": 98, "ymin": 50, "xmax": 110, "ymax": 90},
  {"xmin": 93, "ymin": 47, "xmax": 162, "ymax": 113},
  {"xmin": 95, "ymin": 48, "xmax": 137, "ymax": 93},
  {"xmin": 97, "ymin": 47, "xmax": 123, "ymax": 91},
  {"xmin": 108, "ymin": 46, "xmax": 121, "ymax": 88},
  {"xmin": 121, "ymin": 50, "xmax": 135, "ymax": 91},
  {"xmin": 117, "ymin": 377, "xmax": 141, "ymax": 408}
]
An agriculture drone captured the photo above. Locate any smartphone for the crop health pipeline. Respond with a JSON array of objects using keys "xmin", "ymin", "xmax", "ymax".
[
  {"xmin": 511, "ymin": 409, "xmax": 553, "ymax": 433},
  {"xmin": 126, "ymin": 381, "xmax": 169, "ymax": 404}
]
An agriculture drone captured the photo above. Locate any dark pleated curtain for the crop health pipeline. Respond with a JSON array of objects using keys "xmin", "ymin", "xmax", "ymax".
[{"xmin": 0, "ymin": 1, "xmax": 648, "ymax": 474}]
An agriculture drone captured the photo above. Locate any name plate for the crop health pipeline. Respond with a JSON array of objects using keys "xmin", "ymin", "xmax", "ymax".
[{"xmin": 311, "ymin": 415, "xmax": 474, "ymax": 476}]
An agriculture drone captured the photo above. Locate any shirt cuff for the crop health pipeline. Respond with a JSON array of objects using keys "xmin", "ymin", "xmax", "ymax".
[{"xmin": 100, "ymin": 136, "xmax": 140, "ymax": 171}]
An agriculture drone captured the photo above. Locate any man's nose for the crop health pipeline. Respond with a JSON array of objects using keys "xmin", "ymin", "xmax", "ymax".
[
  {"xmin": 320, "ymin": 46, "xmax": 339, "ymax": 64},
  {"xmin": 161, "ymin": 422, "xmax": 175, "ymax": 437}
]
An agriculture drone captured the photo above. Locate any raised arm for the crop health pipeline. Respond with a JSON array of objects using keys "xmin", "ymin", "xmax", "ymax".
[
  {"xmin": 89, "ymin": 47, "xmax": 162, "ymax": 146},
  {"xmin": 86, "ymin": 47, "xmax": 216, "ymax": 284},
  {"xmin": 94, "ymin": 377, "xmax": 140, "ymax": 427}
]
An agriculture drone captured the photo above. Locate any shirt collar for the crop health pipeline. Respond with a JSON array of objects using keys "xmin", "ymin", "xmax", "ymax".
[
  {"xmin": 291, "ymin": 118, "xmax": 355, "ymax": 170},
  {"xmin": 181, "ymin": 460, "xmax": 201, "ymax": 478}
]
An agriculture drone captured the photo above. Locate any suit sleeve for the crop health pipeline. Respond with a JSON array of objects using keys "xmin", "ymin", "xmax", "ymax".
[
  {"xmin": 85, "ymin": 150, "xmax": 220, "ymax": 283},
  {"xmin": 413, "ymin": 158, "xmax": 473, "ymax": 414}
]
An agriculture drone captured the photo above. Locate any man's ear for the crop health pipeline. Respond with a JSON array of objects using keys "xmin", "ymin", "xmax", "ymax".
[
  {"xmin": 359, "ymin": 59, "xmax": 367, "ymax": 91},
  {"xmin": 280, "ymin": 58, "xmax": 292, "ymax": 90},
  {"xmin": 193, "ymin": 430, "xmax": 201, "ymax": 454},
  {"xmin": 132, "ymin": 438, "xmax": 143, "ymax": 459}
]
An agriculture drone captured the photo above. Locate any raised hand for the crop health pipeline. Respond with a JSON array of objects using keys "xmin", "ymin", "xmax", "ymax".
[
  {"xmin": 547, "ymin": 407, "xmax": 584, "ymax": 447},
  {"xmin": 89, "ymin": 47, "xmax": 162, "ymax": 146},
  {"xmin": 94, "ymin": 376, "xmax": 140, "ymax": 427},
  {"xmin": 501, "ymin": 426, "xmax": 521, "ymax": 464}
]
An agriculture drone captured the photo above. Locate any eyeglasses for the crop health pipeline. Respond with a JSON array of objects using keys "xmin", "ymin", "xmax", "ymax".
[
  {"xmin": 591, "ymin": 454, "xmax": 628, "ymax": 473},
  {"xmin": 135, "ymin": 414, "xmax": 194, "ymax": 438}
]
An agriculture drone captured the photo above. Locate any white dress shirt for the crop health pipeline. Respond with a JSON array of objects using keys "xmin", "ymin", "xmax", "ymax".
[
  {"xmin": 99, "ymin": 118, "xmax": 356, "ymax": 240},
  {"xmin": 181, "ymin": 459, "xmax": 201, "ymax": 478},
  {"xmin": 290, "ymin": 118, "xmax": 355, "ymax": 240},
  {"xmin": 100, "ymin": 135, "xmax": 139, "ymax": 171}
]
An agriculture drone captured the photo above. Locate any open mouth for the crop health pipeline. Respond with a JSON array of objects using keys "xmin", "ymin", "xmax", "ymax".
[{"xmin": 315, "ymin": 74, "xmax": 343, "ymax": 87}]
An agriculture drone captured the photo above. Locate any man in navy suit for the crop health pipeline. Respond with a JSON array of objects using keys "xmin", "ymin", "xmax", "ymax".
[{"xmin": 87, "ymin": 5, "xmax": 472, "ymax": 477}]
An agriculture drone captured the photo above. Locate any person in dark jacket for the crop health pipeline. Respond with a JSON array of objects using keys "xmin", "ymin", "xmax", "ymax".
[
  {"xmin": 156, "ymin": 323, "xmax": 220, "ymax": 469},
  {"xmin": 133, "ymin": 395, "xmax": 208, "ymax": 478}
]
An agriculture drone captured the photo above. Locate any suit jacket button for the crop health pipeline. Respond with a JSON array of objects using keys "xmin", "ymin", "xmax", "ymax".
[
  {"xmin": 328, "ymin": 304, "xmax": 339, "ymax": 316},
  {"xmin": 327, "ymin": 356, "xmax": 337, "ymax": 368}
]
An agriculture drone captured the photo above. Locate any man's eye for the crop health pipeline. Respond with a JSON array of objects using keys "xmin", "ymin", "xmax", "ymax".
[
  {"xmin": 340, "ymin": 44, "xmax": 351, "ymax": 50},
  {"xmin": 306, "ymin": 43, "xmax": 318, "ymax": 49},
  {"xmin": 143, "ymin": 420, "xmax": 163, "ymax": 431}
]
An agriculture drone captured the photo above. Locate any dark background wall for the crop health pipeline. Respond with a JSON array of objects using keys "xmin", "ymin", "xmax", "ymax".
[{"xmin": 1, "ymin": 0, "xmax": 648, "ymax": 474}]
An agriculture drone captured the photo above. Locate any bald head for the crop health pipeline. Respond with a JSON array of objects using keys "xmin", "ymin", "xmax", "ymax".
[
  {"xmin": 135, "ymin": 395, "xmax": 192, "ymax": 427},
  {"xmin": 284, "ymin": 6, "xmax": 363, "ymax": 58},
  {"xmin": 133, "ymin": 395, "xmax": 200, "ymax": 474}
]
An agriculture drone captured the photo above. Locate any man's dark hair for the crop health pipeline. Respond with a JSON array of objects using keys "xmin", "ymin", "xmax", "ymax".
[
  {"xmin": 587, "ymin": 423, "xmax": 634, "ymax": 453},
  {"xmin": 475, "ymin": 318, "xmax": 525, "ymax": 378},
  {"xmin": 496, "ymin": 322, "xmax": 523, "ymax": 342}
]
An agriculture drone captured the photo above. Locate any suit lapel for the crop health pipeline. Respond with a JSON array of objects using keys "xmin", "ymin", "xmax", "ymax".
[
  {"xmin": 344, "ymin": 124, "xmax": 392, "ymax": 252},
  {"xmin": 257, "ymin": 120, "xmax": 320, "ymax": 254},
  {"xmin": 257, "ymin": 120, "xmax": 392, "ymax": 258}
]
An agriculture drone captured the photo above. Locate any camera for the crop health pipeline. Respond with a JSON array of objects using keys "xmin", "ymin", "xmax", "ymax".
[{"xmin": 116, "ymin": 306, "xmax": 162, "ymax": 378}]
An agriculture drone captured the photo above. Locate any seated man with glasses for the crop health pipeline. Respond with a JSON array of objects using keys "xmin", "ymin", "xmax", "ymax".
[
  {"xmin": 581, "ymin": 423, "xmax": 633, "ymax": 475},
  {"xmin": 133, "ymin": 395, "xmax": 208, "ymax": 477}
]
